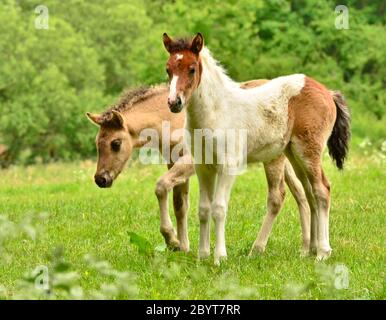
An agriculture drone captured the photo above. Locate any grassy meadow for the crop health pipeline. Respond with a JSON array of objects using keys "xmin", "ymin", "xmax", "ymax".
[
  {"xmin": 0, "ymin": 153, "xmax": 384, "ymax": 300},
  {"xmin": 1, "ymin": 0, "xmax": 384, "ymax": 301}
]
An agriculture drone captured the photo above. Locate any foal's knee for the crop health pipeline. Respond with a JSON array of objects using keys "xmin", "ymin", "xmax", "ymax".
[
  {"xmin": 212, "ymin": 203, "xmax": 226, "ymax": 221},
  {"xmin": 198, "ymin": 205, "xmax": 211, "ymax": 223},
  {"xmin": 155, "ymin": 180, "xmax": 168, "ymax": 199},
  {"xmin": 268, "ymin": 186, "xmax": 285, "ymax": 215}
]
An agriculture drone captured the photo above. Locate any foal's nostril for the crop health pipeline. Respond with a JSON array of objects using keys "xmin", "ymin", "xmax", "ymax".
[
  {"xmin": 170, "ymin": 96, "xmax": 183, "ymax": 113},
  {"xmin": 168, "ymin": 98, "xmax": 174, "ymax": 108},
  {"xmin": 176, "ymin": 96, "xmax": 182, "ymax": 107},
  {"xmin": 94, "ymin": 175, "xmax": 106, "ymax": 187},
  {"xmin": 95, "ymin": 173, "xmax": 113, "ymax": 188},
  {"xmin": 168, "ymin": 96, "xmax": 182, "ymax": 109}
]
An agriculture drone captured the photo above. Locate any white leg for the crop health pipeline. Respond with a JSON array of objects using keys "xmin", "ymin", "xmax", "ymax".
[
  {"xmin": 313, "ymin": 181, "xmax": 332, "ymax": 261},
  {"xmin": 196, "ymin": 165, "xmax": 216, "ymax": 259},
  {"xmin": 212, "ymin": 172, "xmax": 236, "ymax": 265}
]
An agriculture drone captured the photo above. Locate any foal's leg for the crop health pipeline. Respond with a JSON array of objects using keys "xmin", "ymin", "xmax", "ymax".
[
  {"xmin": 196, "ymin": 164, "xmax": 216, "ymax": 259},
  {"xmin": 155, "ymin": 157, "xmax": 194, "ymax": 251},
  {"xmin": 286, "ymin": 143, "xmax": 332, "ymax": 260},
  {"xmin": 212, "ymin": 172, "xmax": 236, "ymax": 265},
  {"xmin": 284, "ymin": 160, "xmax": 311, "ymax": 256},
  {"xmin": 249, "ymin": 156, "xmax": 286, "ymax": 256},
  {"xmin": 173, "ymin": 179, "xmax": 190, "ymax": 252},
  {"xmin": 285, "ymin": 147, "xmax": 318, "ymax": 255},
  {"xmin": 309, "ymin": 166, "xmax": 331, "ymax": 261}
]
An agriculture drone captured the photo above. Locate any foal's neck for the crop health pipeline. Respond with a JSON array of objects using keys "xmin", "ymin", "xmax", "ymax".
[
  {"xmin": 192, "ymin": 48, "xmax": 240, "ymax": 111},
  {"xmin": 124, "ymin": 110, "xmax": 160, "ymax": 149},
  {"xmin": 122, "ymin": 91, "xmax": 182, "ymax": 149}
]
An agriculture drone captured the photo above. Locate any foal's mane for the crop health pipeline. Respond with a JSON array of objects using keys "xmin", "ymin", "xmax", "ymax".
[{"xmin": 102, "ymin": 84, "xmax": 167, "ymax": 118}]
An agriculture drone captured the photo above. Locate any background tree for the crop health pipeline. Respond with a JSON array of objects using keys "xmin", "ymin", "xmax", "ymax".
[{"xmin": 0, "ymin": 0, "xmax": 384, "ymax": 166}]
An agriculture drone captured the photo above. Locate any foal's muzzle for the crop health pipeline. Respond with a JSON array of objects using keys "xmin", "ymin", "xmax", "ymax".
[
  {"xmin": 168, "ymin": 96, "xmax": 183, "ymax": 113},
  {"xmin": 94, "ymin": 172, "xmax": 113, "ymax": 188}
]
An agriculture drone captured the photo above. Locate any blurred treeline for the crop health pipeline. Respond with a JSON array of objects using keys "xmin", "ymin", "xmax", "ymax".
[{"xmin": 0, "ymin": 0, "xmax": 385, "ymax": 166}]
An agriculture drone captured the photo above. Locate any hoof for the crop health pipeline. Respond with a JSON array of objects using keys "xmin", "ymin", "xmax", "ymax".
[
  {"xmin": 315, "ymin": 248, "xmax": 332, "ymax": 262},
  {"xmin": 310, "ymin": 242, "xmax": 318, "ymax": 256},
  {"xmin": 167, "ymin": 239, "xmax": 181, "ymax": 251},
  {"xmin": 214, "ymin": 255, "xmax": 227, "ymax": 266},
  {"xmin": 248, "ymin": 244, "xmax": 265, "ymax": 257},
  {"xmin": 310, "ymin": 246, "xmax": 318, "ymax": 256},
  {"xmin": 179, "ymin": 244, "xmax": 190, "ymax": 253},
  {"xmin": 198, "ymin": 250, "xmax": 210, "ymax": 260},
  {"xmin": 300, "ymin": 248, "xmax": 311, "ymax": 258}
]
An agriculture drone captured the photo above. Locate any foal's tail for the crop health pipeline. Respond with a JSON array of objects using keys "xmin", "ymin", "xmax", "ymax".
[{"xmin": 327, "ymin": 91, "xmax": 351, "ymax": 170}]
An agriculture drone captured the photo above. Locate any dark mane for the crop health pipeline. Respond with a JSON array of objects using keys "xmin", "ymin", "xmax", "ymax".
[
  {"xmin": 167, "ymin": 37, "xmax": 192, "ymax": 53},
  {"xmin": 110, "ymin": 86, "xmax": 151, "ymax": 113},
  {"xmin": 101, "ymin": 85, "xmax": 166, "ymax": 119}
]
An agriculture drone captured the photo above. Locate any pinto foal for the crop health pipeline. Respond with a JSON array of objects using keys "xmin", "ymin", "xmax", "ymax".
[
  {"xmin": 86, "ymin": 83, "xmax": 310, "ymax": 255},
  {"xmin": 163, "ymin": 33, "xmax": 350, "ymax": 263}
]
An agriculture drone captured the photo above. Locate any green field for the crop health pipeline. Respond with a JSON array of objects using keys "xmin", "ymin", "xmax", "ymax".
[{"xmin": 0, "ymin": 154, "xmax": 385, "ymax": 300}]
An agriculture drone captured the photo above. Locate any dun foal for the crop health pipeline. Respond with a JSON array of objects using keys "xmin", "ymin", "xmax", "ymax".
[
  {"xmin": 87, "ymin": 82, "xmax": 310, "ymax": 255},
  {"xmin": 87, "ymin": 86, "xmax": 194, "ymax": 252},
  {"xmin": 163, "ymin": 33, "xmax": 350, "ymax": 263}
]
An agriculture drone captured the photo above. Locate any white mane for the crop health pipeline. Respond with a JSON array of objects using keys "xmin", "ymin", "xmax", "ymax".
[{"xmin": 198, "ymin": 47, "xmax": 239, "ymax": 91}]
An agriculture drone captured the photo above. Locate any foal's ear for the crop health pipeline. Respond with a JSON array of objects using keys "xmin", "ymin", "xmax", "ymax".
[
  {"xmin": 191, "ymin": 33, "xmax": 204, "ymax": 54},
  {"xmin": 163, "ymin": 33, "xmax": 173, "ymax": 53},
  {"xmin": 86, "ymin": 112, "xmax": 103, "ymax": 126},
  {"xmin": 111, "ymin": 110, "xmax": 125, "ymax": 128}
]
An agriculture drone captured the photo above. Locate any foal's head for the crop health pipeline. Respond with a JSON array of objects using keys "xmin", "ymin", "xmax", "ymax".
[
  {"xmin": 163, "ymin": 33, "xmax": 204, "ymax": 113},
  {"xmin": 86, "ymin": 111, "xmax": 133, "ymax": 188}
]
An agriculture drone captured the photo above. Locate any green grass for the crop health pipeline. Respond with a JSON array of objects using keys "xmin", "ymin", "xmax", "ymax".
[{"xmin": 0, "ymin": 154, "xmax": 385, "ymax": 300}]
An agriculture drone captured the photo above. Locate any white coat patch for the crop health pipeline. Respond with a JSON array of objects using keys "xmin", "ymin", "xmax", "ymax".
[{"xmin": 169, "ymin": 75, "xmax": 179, "ymax": 100}]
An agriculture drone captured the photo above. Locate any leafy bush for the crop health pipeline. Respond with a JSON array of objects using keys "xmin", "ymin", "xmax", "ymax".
[{"xmin": 0, "ymin": 0, "xmax": 384, "ymax": 165}]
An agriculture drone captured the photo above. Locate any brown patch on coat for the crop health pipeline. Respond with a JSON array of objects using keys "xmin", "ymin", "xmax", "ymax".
[{"xmin": 288, "ymin": 76, "xmax": 337, "ymax": 161}]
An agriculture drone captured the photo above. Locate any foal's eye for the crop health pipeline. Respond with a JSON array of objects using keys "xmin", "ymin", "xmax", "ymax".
[
  {"xmin": 111, "ymin": 139, "xmax": 122, "ymax": 152},
  {"xmin": 189, "ymin": 67, "xmax": 196, "ymax": 75}
]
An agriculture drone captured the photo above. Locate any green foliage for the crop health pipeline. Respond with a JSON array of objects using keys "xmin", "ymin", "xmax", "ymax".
[
  {"xmin": 127, "ymin": 231, "xmax": 153, "ymax": 255},
  {"xmin": 0, "ymin": 0, "xmax": 385, "ymax": 165}
]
